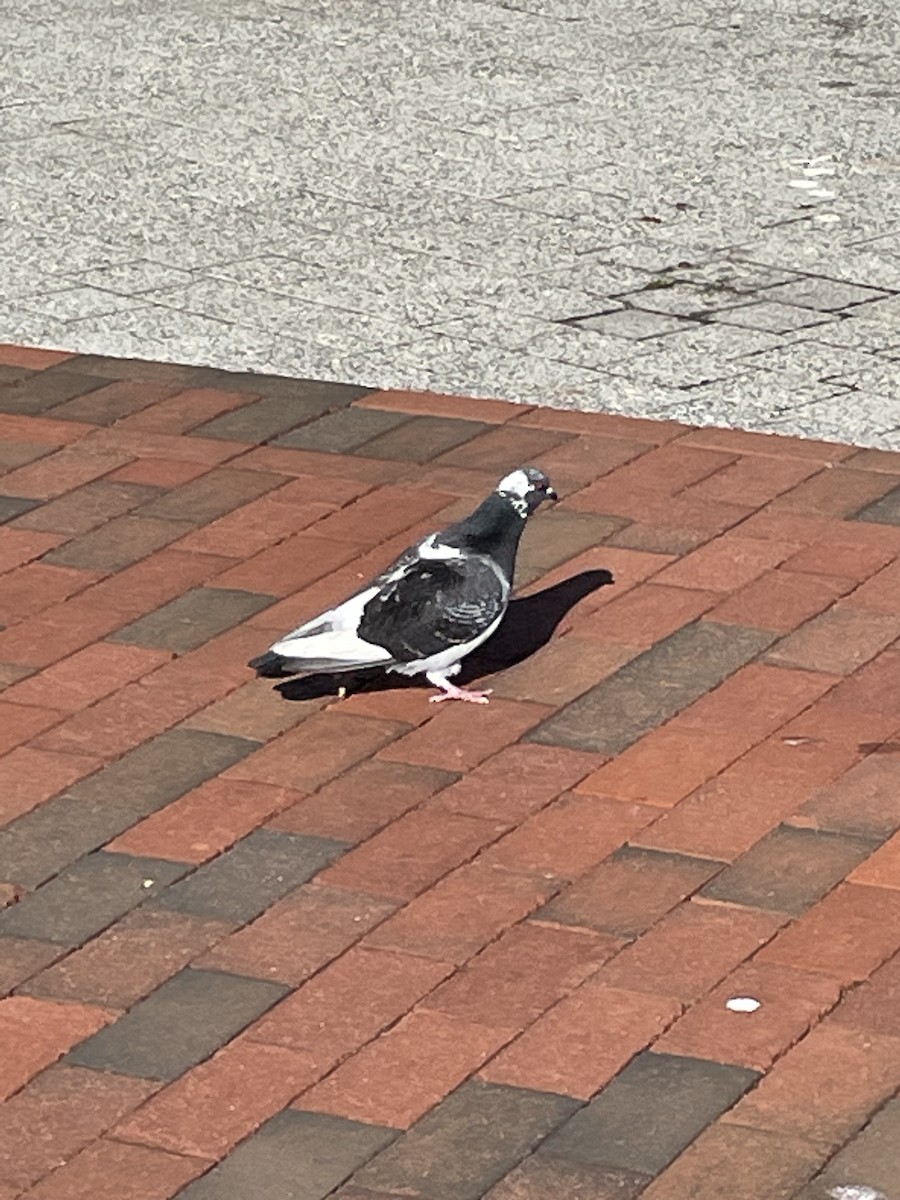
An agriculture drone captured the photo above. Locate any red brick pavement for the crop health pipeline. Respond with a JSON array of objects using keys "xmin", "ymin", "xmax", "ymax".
[{"xmin": 1, "ymin": 344, "xmax": 900, "ymax": 1198}]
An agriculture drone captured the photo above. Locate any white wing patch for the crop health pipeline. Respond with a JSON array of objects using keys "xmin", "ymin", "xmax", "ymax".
[
  {"xmin": 271, "ymin": 586, "xmax": 392, "ymax": 665},
  {"xmin": 417, "ymin": 534, "xmax": 464, "ymax": 561}
]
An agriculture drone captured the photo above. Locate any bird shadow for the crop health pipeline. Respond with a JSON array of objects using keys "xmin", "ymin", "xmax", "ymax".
[{"xmin": 274, "ymin": 568, "xmax": 614, "ymax": 702}]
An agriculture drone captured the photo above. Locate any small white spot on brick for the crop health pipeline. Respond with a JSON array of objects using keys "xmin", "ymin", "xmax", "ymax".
[{"xmin": 726, "ymin": 996, "xmax": 761, "ymax": 1013}]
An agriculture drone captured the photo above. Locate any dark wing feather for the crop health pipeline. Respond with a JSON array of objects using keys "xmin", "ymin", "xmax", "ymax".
[{"xmin": 358, "ymin": 556, "xmax": 506, "ymax": 662}]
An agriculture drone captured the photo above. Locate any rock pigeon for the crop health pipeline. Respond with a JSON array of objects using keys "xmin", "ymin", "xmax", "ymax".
[{"xmin": 248, "ymin": 466, "xmax": 558, "ymax": 704}]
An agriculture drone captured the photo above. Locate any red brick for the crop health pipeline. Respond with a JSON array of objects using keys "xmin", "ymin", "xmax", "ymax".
[
  {"xmin": 0, "ymin": 563, "xmax": 101, "ymax": 625},
  {"xmin": 574, "ymin": 582, "xmax": 718, "ymax": 647},
  {"xmin": 0, "ymin": 1066, "xmax": 158, "ymax": 1193},
  {"xmin": 0, "ymin": 413, "xmax": 94, "ymax": 448},
  {"xmin": 573, "ymin": 442, "xmax": 738, "ymax": 504},
  {"xmin": 32, "ymin": 687, "xmax": 173, "ymax": 761},
  {"xmin": 844, "ymin": 558, "xmax": 900, "ymax": 615},
  {"xmin": 0, "ymin": 529, "xmax": 65, "ymax": 576},
  {"xmin": 197, "ymin": 884, "xmax": 397, "ymax": 986},
  {"xmin": 674, "ymin": 663, "xmax": 838, "ymax": 742},
  {"xmin": 684, "ymin": 453, "xmax": 822, "ymax": 507},
  {"xmin": 107, "ymin": 779, "xmax": 304, "ymax": 864},
  {"xmin": 783, "ymin": 535, "xmax": 898, "ymax": 583},
  {"xmin": 0, "ymin": 445, "xmax": 132, "ymax": 501},
  {"xmin": 364, "ymin": 861, "xmax": 556, "ymax": 964},
  {"xmin": 849, "ymin": 831, "xmax": 900, "ymax": 889},
  {"xmin": 434, "ymin": 744, "xmax": 601, "ymax": 823},
  {"xmin": 637, "ymin": 737, "xmax": 860, "ymax": 862},
  {"xmin": 356, "ymin": 389, "xmax": 527, "ymax": 423},
  {"xmin": 81, "ymin": 426, "xmax": 247, "ymax": 466},
  {"xmin": 306, "ymin": 485, "xmax": 454, "ymax": 547},
  {"xmin": 828, "ymin": 948, "xmax": 900, "ymax": 1038},
  {"xmin": 422, "ymin": 921, "xmax": 618, "ymax": 1028},
  {"xmin": 174, "ymin": 474, "xmax": 359, "ymax": 558},
  {"xmin": 639, "ymin": 1123, "xmax": 826, "ymax": 1200},
  {"xmin": 709, "ymin": 568, "xmax": 854, "ymax": 632},
  {"xmin": 484, "ymin": 794, "xmax": 657, "ymax": 881},
  {"xmin": 336, "ymin": 684, "xmax": 438, "ymax": 726},
  {"xmin": 320, "ymin": 806, "xmax": 505, "ymax": 900},
  {"xmin": 0, "ymin": 746, "xmax": 101, "ymax": 824},
  {"xmin": 81, "ymin": 548, "xmax": 234, "ymax": 624},
  {"xmin": 656, "ymin": 536, "xmax": 799, "ymax": 592},
  {"xmin": 0, "ymin": 701, "xmax": 64, "ymax": 756},
  {"xmin": 246, "ymin": 945, "xmax": 453, "ymax": 1057},
  {"xmin": 757, "ymin": 882, "xmax": 900, "ymax": 984},
  {"xmin": 23, "ymin": 909, "xmax": 231, "ymax": 1011},
  {"xmin": 0, "ymin": 939, "xmax": 64, "ymax": 998},
  {"xmin": 0, "ymin": 345, "xmax": 74, "ymax": 369},
  {"xmin": 518, "ymin": 406, "xmax": 687, "ymax": 444},
  {"xmin": 114, "ymin": 1038, "xmax": 318, "ymax": 1160},
  {"xmin": 296, "ymin": 1008, "xmax": 515, "ymax": 1129},
  {"xmin": 577, "ymin": 727, "xmax": 750, "ymax": 808},
  {"xmin": 234, "ymin": 444, "xmax": 398, "ymax": 483},
  {"xmin": 378, "ymin": 699, "xmax": 550, "ymax": 772},
  {"xmin": 600, "ymin": 493, "xmax": 754, "ymax": 549},
  {"xmin": 107, "ymin": 457, "xmax": 214, "ymax": 488},
  {"xmin": 270, "ymin": 759, "xmax": 455, "ymax": 842},
  {"xmin": 480, "ymin": 980, "xmax": 682, "ymax": 1099},
  {"xmin": 22, "ymin": 1138, "xmax": 208, "ymax": 1200},
  {"xmin": 722, "ymin": 1022, "xmax": 900, "ymax": 1146},
  {"xmin": 655, "ymin": 962, "xmax": 840, "ymax": 1070},
  {"xmin": 598, "ymin": 901, "xmax": 786, "ymax": 1003},
  {"xmin": 767, "ymin": 606, "xmax": 900, "ymax": 675},
  {"xmin": 117, "ymin": 386, "xmax": 257, "ymax": 434},
  {"xmin": 769, "ymin": 465, "xmax": 897, "ymax": 517},
  {"xmin": 225, "ymin": 711, "xmax": 406, "ymax": 792},
  {"xmin": 210, "ymin": 531, "xmax": 359, "ymax": 596},
  {"xmin": 0, "ymin": 997, "xmax": 113, "ymax": 1102},
  {"xmin": 682, "ymin": 425, "xmax": 855, "ymax": 460}
]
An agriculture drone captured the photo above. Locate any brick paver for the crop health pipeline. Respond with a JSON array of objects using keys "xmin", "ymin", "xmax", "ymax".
[{"xmin": 1, "ymin": 352, "xmax": 900, "ymax": 1197}]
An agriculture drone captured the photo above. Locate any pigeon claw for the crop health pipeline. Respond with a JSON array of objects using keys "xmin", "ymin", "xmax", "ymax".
[{"xmin": 429, "ymin": 684, "xmax": 493, "ymax": 705}]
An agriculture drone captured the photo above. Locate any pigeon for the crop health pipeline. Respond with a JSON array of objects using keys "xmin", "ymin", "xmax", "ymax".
[{"xmin": 248, "ymin": 466, "xmax": 558, "ymax": 704}]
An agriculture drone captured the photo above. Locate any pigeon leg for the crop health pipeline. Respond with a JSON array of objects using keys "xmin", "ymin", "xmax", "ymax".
[{"xmin": 426, "ymin": 670, "xmax": 492, "ymax": 704}]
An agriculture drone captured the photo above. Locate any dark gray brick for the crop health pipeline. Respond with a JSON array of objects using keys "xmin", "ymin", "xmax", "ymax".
[
  {"xmin": 540, "ymin": 1051, "xmax": 758, "ymax": 1176},
  {"xmin": 354, "ymin": 1081, "xmax": 580, "ymax": 1200},
  {"xmin": 13, "ymin": 480, "xmax": 160, "ymax": 536},
  {"xmin": 108, "ymin": 587, "xmax": 275, "ymax": 653},
  {"xmin": 482, "ymin": 1155, "xmax": 650, "ymax": 1200},
  {"xmin": 852, "ymin": 484, "xmax": 900, "ymax": 526},
  {"xmin": 0, "ymin": 850, "xmax": 190, "ymax": 946},
  {"xmin": 274, "ymin": 407, "xmax": 412, "ymax": 453},
  {"xmin": 178, "ymin": 1109, "xmax": 397, "ymax": 1200},
  {"xmin": 42, "ymin": 514, "xmax": 192, "ymax": 571},
  {"xmin": 153, "ymin": 828, "xmax": 347, "ymax": 924},
  {"xmin": 0, "ymin": 370, "xmax": 108, "ymax": 415},
  {"xmin": 538, "ymin": 846, "xmax": 724, "ymax": 938},
  {"xmin": 136, "ymin": 467, "xmax": 284, "ymax": 525},
  {"xmin": 0, "ymin": 729, "xmax": 258, "ymax": 888},
  {"xmin": 355, "ymin": 415, "xmax": 487, "ymax": 463},
  {"xmin": 528, "ymin": 621, "xmax": 776, "ymax": 755},
  {"xmin": 46, "ymin": 380, "xmax": 180, "ymax": 425},
  {"xmin": 795, "ymin": 1096, "xmax": 900, "ymax": 1200},
  {"xmin": 193, "ymin": 395, "xmax": 327, "ymax": 443},
  {"xmin": 0, "ymin": 495, "xmax": 41, "ymax": 523},
  {"xmin": 66, "ymin": 966, "xmax": 288, "ymax": 1079},
  {"xmin": 701, "ymin": 824, "xmax": 878, "ymax": 915},
  {"xmin": 48, "ymin": 355, "xmax": 201, "ymax": 385},
  {"xmin": 188, "ymin": 371, "xmax": 374, "ymax": 406}
]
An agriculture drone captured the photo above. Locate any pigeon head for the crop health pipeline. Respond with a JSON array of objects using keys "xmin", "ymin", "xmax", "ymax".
[{"xmin": 496, "ymin": 466, "xmax": 558, "ymax": 518}]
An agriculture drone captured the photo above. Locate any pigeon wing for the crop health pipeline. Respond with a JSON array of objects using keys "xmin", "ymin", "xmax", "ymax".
[{"xmin": 358, "ymin": 555, "xmax": 507, "ymax": 663}]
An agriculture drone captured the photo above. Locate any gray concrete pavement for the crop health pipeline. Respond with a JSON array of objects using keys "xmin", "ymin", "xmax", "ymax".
[{"xmin": 2, "ymin": 0, "xmax": 900, "ymax": 444}]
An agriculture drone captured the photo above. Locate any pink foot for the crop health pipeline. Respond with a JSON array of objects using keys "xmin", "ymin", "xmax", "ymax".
[{"xmin": 429, "ymin": 683, "xmax": 493, "ymax": 704}]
